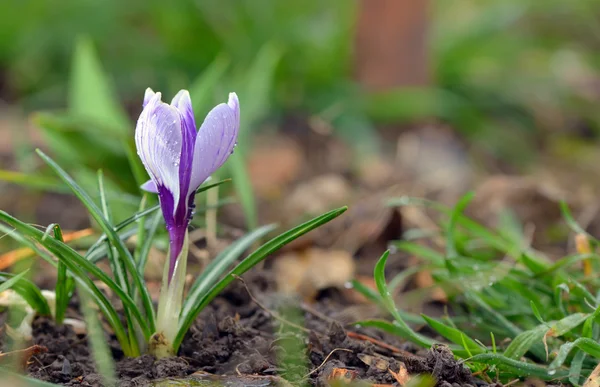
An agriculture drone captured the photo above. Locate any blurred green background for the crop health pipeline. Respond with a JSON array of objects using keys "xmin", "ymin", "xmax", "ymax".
[{"xmin": 1, "ymin": 0, "xmax": 600, "ymax": 226}]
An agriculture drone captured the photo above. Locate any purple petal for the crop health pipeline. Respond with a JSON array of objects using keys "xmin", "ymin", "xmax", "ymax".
[
  {"xmin": 140, "ymin": 179, "xmax": 159, "ymax": 193},
  {"xmin": 188, "ymin": 93, "xmax": 240, "ymax": 195},
  {"xmin": 134, "ymin": 92, "xmax": 183, "ymax": 216},
  {"xmin": 143, "ymin": 88, "xmax": 156, "ymax": 108},
  {"xmin": 171, "ymin": 90, "xmax": 197, "ymax": 141},
  {"xmin": 170, "ymin": 90, "xmax": 197, "ymax": 226}
]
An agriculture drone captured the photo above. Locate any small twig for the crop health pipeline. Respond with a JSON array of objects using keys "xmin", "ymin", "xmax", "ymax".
[
  {"xmin": 300, "ymin": 302, "xmax": 338, "ymax": 325},
  {"xmin": 234, "ymin": 275, "xmax": 310, "ymax": 333},
  {"xmin": 346, "ymin": 331, "xmax": 416, "ymax": 358},
  {"xmin": 304, "ymin": 348, "xmax": 352, "ymax": 378},
  {"xmin": 503, "ymin": 379, "xmax": 520, "ymax": 387}
]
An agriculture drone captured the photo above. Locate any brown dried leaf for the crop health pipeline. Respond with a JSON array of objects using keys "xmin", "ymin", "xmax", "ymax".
[
  {"xmin": 273, "ymin": 248, "xmax": 355, "ymax": 300},
  {"xmin": 328, "ymin": 368, "xmax": 359, "ymax": 383},
  {"xmin": 584, "ymin": 361, "xmax": 600, "ymax": 387},
  {"xmin": 248, "ymin": 135, "xmax": 304, "ymax": 199},
  {"xmin": 389, "ymin": 363, "xmax": 411, "ymax": 386},
  {"xmin": 0, "ymin": 228, "xmax": 94, "ymax": 270}
]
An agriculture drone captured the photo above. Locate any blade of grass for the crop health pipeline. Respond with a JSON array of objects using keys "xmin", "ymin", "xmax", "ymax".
[
  {"xmin": 469, "ymin": 353, "xmax": 569, "ymax": 379},
  {"xmin": 37, "ymin": 149, "xmax": 156, "ymax": 332},
  {"xmin": 174, "ymin": 206, "xmax": 348, "ymax": 351},
  {"xmin": 182, "ymin": 223, "xmax": 277, "ymax": 317},
  {"xmin": 374, "ymin": 251, "xmax": 435, "ymax": 348},
  {"xmin": 0, "ymin": 170, "xmax": 66, "ymax": 192},
  {"xmin": 421, "ymin": 314, "xmax": 485, "ymax": 354},
  {"xmin": 0, "ymin": 211, "xmax": 149, "ymax": 346},
  {"xmin": 52, "ymin": 224, "xmax": 68, "ymax": 324},
  {"xmin": 76, "ymin": 283, "xmax": 116, "ymax": 386},
  {"xmin": 136, "ymin": 211, "xmax": 163, "ymax": 276},
  {"xmin": 0, "ymin": 271, "xmax": 51, "ymax": 316}
]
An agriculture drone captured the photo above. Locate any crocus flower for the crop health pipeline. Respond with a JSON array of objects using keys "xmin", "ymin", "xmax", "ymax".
[{"xmin": 135, "ymin": 89, "xmax": 240, "ymax": 281}]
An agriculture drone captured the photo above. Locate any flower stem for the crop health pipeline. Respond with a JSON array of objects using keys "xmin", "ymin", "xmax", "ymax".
[{"xmin": 149, "ymin": 230, "xmax": 189, "ymax": 358}]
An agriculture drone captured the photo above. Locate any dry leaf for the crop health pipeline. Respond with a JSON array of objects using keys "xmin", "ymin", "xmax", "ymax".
[
  {"xmin": 389, "ymin": 363, "xmax": 411, "ymax": 386},
  {"xmin": 248, "ymin": 136, "xmax": 304, "ymax": 199},
  {"xmin": 584, "ymin": 362, "xmax": 600, "ymax": 387},
  {"xmin": 285, "ymin": 174, "xmax": 352, "ymax": 220},
  {"xmin": 0, "ymin": 228, "xmax": 93, "ymax": 270},
  {"xmin": 328, "ymin": 368, "xmax": 358, "ymax": 383},
  {"xmin": 357, "ymin": 353, "xmax": 389, "ymax": 371},
  {"xmin": 273, "ymin": 248, "xmax": 355, "ymax": 300}
]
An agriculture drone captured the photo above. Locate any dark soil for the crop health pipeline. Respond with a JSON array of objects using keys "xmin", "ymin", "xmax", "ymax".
[{"xmin": 0, "ymin": 271, "xmax": 484, "ymax": 387}]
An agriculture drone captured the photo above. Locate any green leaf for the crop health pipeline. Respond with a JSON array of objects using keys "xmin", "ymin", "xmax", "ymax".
[
  {"xmin": 569, "ymin": 350, "xmax": 586, "ymax": 386},
  {"xmin": 189, "ymin": 55, "xmax": 231, "ymax": 114},
  {"xmin": 560, "ymin": 201, "xmax": 598, "ymax": 243},
  {"xmin": 76, "ymin": 283, "xmax": 116, "ymax": 385},
  {"xmin": 549, "ymin": 338, "xmax": 600, "ymax": 370},
  {"xmin": 392, "ymin": 241, "xmax": 445, "ymax": 266},
  {"xmin": 357, "ymin": 319, "xmax": 468, "ymax": 357},
  {"xmin": 0, "ymin": 210, "xmax": 142, "ymax": 355},
  {"xmin": 350, "ymin": 279, "xmax": 382, "ymax": 306},
  {"xmin": 446, "ymin": 192, "xmax": 475, "ymax": 265},
  {"xmin": 0, "ymin": 170, "xmax": 66, "ymax": 192},
  {"xmin": 530, "ymin": 300, "xmax": 544, "ymax": 324},
  {"xmin": 37, "ymin": 149, "xmax": 156, "ymax": 333},
  {"xmin": 52, "ymin": 224, "xmax": 69, "ymax": 324},
  {"xmin": 0, "ymin": 270, "xmax": 30, "ymax": 294},
  {"xmin": 469, "ymin": 353, "xmax": 568, "ymax": 379},
  {"xmin": 0, "ymin": 271, "xmax": 50, "ymax": 316},
  {"xmin": 174, "ymin": 206, "xmax": 348, "ymax": 351},
  {"xmin": 182, "ymin": 223, "xmax": 278, "ymax": 317},
  {"xmin": 69, "ymin": 36, "xmax": 129, "ymax": 133},
  {"xmin": 421, "ymin": 315, "xmax": 485, "ymax": 354},
  {"xmin": 373, "ymin": 251, "xmax": 435, "ymax": 348},
  {"xmin": 503, "ymin": 326, "xmax": 546, "ymax": 360}
]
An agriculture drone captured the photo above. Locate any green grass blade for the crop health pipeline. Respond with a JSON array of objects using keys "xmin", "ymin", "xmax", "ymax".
[
  {"xmin": 76, "ymin": 283, "xmax": 116, "ymax": 385},
  {"xmin": 228, "ymin": 152, "xmax": 258, "ymax": 230},
  {"xmin": 421, "ymin": 315, "xmax": 485, "ymax": 354},
  {"xmin": 182, "ymin": 224, "xmax": 277, "ymax": 317},
  {"xmin": 0, "ymin": 170, "xmax": 66, "ymax": 192},
  {"xmin": 36, "ymin": 149, "xmax": 156, "ymax": 332},
  {"xmin": 560, "ymin": 201, "xmax": 599, "ymax": 243},
  {"xmin": 373, "ymin": 251, "xmax": 434, "ymax": 348},
  {"xmin": 502, "ymin": 326, "xmax": 546, "ymax": 360},
  {"xmin": 98, "ymin": 169, "xmax": 131, "ymax": 295},
  {"xmin": 0, "ymin": 270, "xmax": 30, "ymax": 294},
  {"xmin": 69, "ymin": 36, "xmax": 129, "ymax": 132},
  {"xmin": 0, "ymin": 211, "xmax": 150, "ymax": 345},
  {"xmin": 0, "ymin": 271, "xmax": 51, "ymax": 316},
  {"xmin": 469, "ymin": 353, "xmax": 569, "ymax": 379},
  {"xmin": 392, "ymin": 241, "xmax": 445, "ymax": 266},
  {"xmin": 52, "ymin": 224, "xmax": 69, "ymax": 323},
  {"xmin": 445, "ymin": 192, "xmax": 475, "ymax": 267},
  {"xmin": 189, "ymin": 55, "xmax": 230, "ymax": 113},
  {"xmin": 549, "ymin": 338, "xmax": 600, "ymax": 370},
  {"xmin": 136, "ymin": 211, "xmax": 163, "ymax": 276},
  {"xmin": 174, "ymin": 206, "xmax": 348, "ymax": 351},
  {"xmin": 569, "ymin": 350, "xmax": 586, "ymax": 385}
]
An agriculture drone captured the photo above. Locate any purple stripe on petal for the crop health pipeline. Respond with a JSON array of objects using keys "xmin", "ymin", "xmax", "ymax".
[
  {"xmin": 188, "ymin": 92, "xmax": 240, "ymax": 196},
  {"xmin": 171, "ymin": 91, "xmax": 197, "ymax": 227}
]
